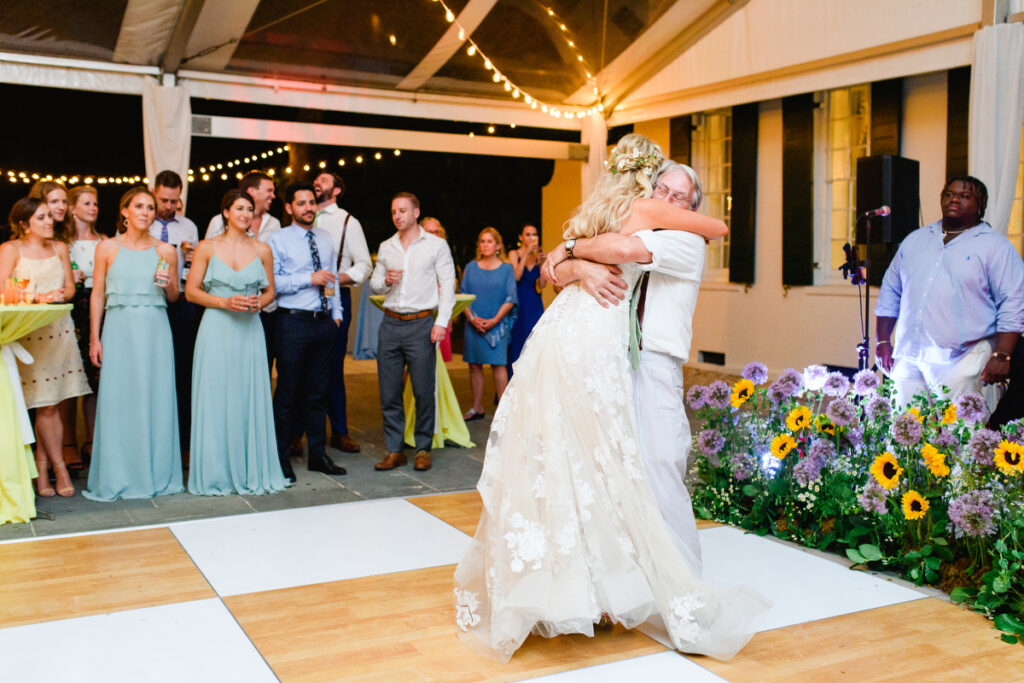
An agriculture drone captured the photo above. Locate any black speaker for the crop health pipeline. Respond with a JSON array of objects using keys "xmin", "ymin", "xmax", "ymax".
[{"xmin": 855, "ymin": 155, "xmax": 920, "ymax": 245}]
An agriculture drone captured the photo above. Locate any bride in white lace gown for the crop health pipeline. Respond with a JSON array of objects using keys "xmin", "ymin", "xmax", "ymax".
[{"xmin": 453, "ymin": 134, "xmax": 770, "ymax": 663}]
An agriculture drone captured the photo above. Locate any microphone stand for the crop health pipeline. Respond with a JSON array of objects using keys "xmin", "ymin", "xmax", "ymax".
[
  {"xmin": 855, "ymin": 215, "xmax": 872, "ymax": 371},
  {"xmin": 840, "ymin": 216, "xmax": 873, "ymax": 371}
]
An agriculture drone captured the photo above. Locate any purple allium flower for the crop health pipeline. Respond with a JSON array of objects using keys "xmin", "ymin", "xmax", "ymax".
[
  {"xmin": 891, "ymin": 412, "xmax": 923, "ymax": 447},
  {"xmin": 729, "ymin": 452, "xmax": 754, "ymax": 481},
  {"xmin": 1004, "ymin": 419, "xmax": 1024, "ymax": 444},
  {"xmin": 803, "ymin": 364, "xmax": 828, "ymax": 391},
  {"xmin": 845, "ymin": 425, "xmax": 864, "ymax": 448},
  {"xmin": 948, "ymin": 489, "xmax": 997, "ymax": 537},
  {"xmin": 864, "ymin": 394, "xmax": 891, "ymax": 420},
  {"xmin": 826, "ymin": 398, "xmax": 858, "ymax": 427},
  {"xmin": 858, "ymin": 480, "xmax": 889, "ymax": 515},
  {"xmin": 794, "ymin": 455, "xmax": 824, "ymax": 486},
  {"xmin": 808, "ymin": 439, "xmax": 836, "ymax": 463},
  {"xmin": 968, "ymin": 428, "xmax": 1002, "ymax": 467},
  {"xmin": 852, "ymin": 369, "xmax": 881, "ymax": 396},
  {"xmin": 686, "ymin": 385, "xmax": 708, "ymax": 410},
  {"xmin": 705, "ymin": 380, "xmax": 731, "ymax": 410},
  {"xmin": 767, "ymin": 381, "xmax": 787, "ymax": 403},
  {"xmin": 933, "ymin": 426, "xmax": 957, "ymax": 449},
  {"xmin": 741, "ymin": 362, "xmax": 769, "ymax": 385},
  {"xmin": 954, "ymin": 392, "xmax": 988, "ymax": 424},
  {"xmin": 778, "ymin": 368, "xmax": 804, "ymax": 392},
  {"xmin": 697, "ymin": 429, "xmax": 725, "ymax": 456},
  {"xmin": 822, "ymin": 372, "xmax": 851, "ymax": 397}
]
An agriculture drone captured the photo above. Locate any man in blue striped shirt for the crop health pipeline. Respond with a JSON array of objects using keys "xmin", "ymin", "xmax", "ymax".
[{"xmin": 267, "ymin": 182, "xmax": 346, "ymax": 482}]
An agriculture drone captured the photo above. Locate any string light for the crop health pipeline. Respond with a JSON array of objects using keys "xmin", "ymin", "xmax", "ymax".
[
  {"xmin": 430, "ymin": 0, "xmax": 601, "ymax": 119},
  {"xmin": 0, "ymin": 144, "xmax": 411, "ymax": 189}
]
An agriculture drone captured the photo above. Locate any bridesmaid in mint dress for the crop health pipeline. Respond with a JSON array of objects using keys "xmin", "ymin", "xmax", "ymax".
[
  {"xmin": 85, "ymin": 187, "xmax": 183, "ymax": 501},
  {"xmin": 186, "ymin": 190, "xmax": 285, "ymax": 495}
]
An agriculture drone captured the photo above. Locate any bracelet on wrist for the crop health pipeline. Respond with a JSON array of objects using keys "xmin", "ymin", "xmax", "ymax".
[
  {"xmin": 993, "ymin": 351, "xmax": 1011, "ymax": 362},
  {"xmin": 876, "ymin": 340, "xmax": 891, "ymax": 347}
]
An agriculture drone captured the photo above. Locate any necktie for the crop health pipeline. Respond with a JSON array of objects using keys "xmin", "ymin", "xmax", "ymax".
[
  {"xmin": 628, "ymin": 273, "xmax": 650, "ymax": 371},
  {"xmin": 307, "ymin": 230, "xmax": 329, "ymax": 313},
  {"xmin": 159, "ymin": 220, "xmax": 169, "ymax": 243}
]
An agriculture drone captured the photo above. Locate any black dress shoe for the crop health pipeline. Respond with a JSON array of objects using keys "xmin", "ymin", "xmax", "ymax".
[
  {"xmin": 280, "ymin": 459, "xmax": 297, "ymax": 484},
  {"xmin": 308, "ymin": 456, "xmax": 347, "ymax": 475}
]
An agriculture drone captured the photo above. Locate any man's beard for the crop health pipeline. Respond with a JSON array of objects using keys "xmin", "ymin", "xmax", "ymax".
[{"xmin": 315, "ymin": 190, "xmax": 332, "ymax": 205}]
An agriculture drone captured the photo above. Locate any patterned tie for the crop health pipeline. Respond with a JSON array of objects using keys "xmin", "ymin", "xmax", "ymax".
[
  {"xmin": 159, "ymin": 220, "xmax": 169, "ymax": 243},
  {"xmin": 306, "ymin": 230, "xmax": 329, "ymax": 313}
]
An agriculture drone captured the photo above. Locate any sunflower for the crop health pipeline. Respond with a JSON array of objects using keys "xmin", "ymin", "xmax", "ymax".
[
  {"xmin": 901, "ymin": 490, "xmax": 929, "ymax": 520},
  {"xmin": 814, "ymin": 414, "xmax": 836, "ymax": 436},
  {"xmin": 870, "ymin": 452, "xmax": 903, "ymax": 490},
  {"xmin": 771, "ymin": 434, "xmax": 797, "ymax": 460},
  {"xmin": 731, "ymin": 379, "xmax": 755, "ymax": 409},
  {"xmin": 921, "ymin": 443, "xmax": 950, "ymax": 478},
  {"xmin": 786, "ymin": 406, "xmax": 812, "ymax": 432},
  {"xmin": 994, "ymin": 440, "xmax": 1024, "ymax": 476},
  {"xmin": 908, "ymin": 406, "xmax": 924, "ymax": 423},
  {"xmin": 941, "ymin": 404, "xmax": 957, "ymax": 425}
]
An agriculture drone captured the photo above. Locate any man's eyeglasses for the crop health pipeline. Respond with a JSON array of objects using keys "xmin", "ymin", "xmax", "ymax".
[{"xmin": 652, "ymin": 183, "xmax": 692, "ymax": 208}]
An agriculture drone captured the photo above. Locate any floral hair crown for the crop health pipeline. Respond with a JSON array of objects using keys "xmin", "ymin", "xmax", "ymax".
[{"xmin": 604, "ymin": 148, "xmax": 660, "ymax": 176}]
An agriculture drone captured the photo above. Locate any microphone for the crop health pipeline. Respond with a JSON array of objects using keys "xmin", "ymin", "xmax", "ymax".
[{"xmin": 862, "ymin": 205, "xmax": 891, "ymax": 217}]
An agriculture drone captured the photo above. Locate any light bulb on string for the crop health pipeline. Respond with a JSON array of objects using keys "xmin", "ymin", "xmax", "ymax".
[
  {"xmin": 467, "ymin": 44, "xmax": 476, "ymax": 56},
  {"xmin": 318, "ymin": 161, "xmax": 326, "ymax": 169},
  {"xmin": 355, "ymin": 155, "xmax": 363, "ymax": 163},
  {"xmin": 393, "ymin": 149, "xmax": 401, "ymax": 156},
  {"xmin": 374, "ymin": 152, "xmax": 382, "ymax": 160}
]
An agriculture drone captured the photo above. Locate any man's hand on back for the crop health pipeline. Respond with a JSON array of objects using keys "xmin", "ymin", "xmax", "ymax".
[{"xmin": 577, "ymin": 262, "xmax": 628, "ymax": 308}]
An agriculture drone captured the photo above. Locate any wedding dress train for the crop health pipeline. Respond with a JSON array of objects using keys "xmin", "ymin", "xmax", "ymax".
[{"xmin": 453, "ymin": 264, "xmax": 770, "ymax": 662}]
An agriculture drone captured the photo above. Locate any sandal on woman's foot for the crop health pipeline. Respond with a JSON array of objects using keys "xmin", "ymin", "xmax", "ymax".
[
  {"xmin": 463, "ymin": 410, "xmax": 485, "ymax": 421},
  {"xmin": 57, "ymin": 484, "xmax": 75, "ymax": 497},
  {"xmin": 36, "ymin": 481, "xmax": 56, "ymax": 497}
]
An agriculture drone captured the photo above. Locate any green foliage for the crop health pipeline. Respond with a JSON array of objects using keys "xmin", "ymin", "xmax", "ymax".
[{"xmin": 690, "ymin": 371, "xmax": 1024, "ymax": 648}]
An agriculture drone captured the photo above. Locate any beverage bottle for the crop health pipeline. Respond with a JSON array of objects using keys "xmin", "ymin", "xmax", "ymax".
[{"xmin": 71, "ymin": 261, "xmax": 83, "ymax": 290}]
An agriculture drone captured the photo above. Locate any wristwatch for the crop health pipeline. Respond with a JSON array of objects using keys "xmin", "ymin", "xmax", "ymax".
[
  {"xmin": 565, "ymin": 238, "xmax": 577, "ymax": 259},
  {"xmin": 993, "ymin": 351, "xmax": 1011, "ymax": 362}
]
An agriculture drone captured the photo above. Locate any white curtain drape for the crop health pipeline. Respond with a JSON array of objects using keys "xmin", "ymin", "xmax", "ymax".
[
  {"xmin": 142, "ymin": 77, "xmax": 191, "ymax": 203},
  {"xmin": 580, "ymin": 113, "xmax": 608, "ymax": 202},
  {"xmin": 968, "ymin": 23, "xmax": 1024, "ymax": 234}
]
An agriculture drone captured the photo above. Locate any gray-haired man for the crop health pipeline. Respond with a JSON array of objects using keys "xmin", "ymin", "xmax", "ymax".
[{"xmin": 543, "ymin": 162, "xmax": 709, "ymax": 567}]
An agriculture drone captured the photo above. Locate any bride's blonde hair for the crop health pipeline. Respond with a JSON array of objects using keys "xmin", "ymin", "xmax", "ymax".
[{"xmin": 562, "ymin": 133, "xmax": 665, "ymax": 239}]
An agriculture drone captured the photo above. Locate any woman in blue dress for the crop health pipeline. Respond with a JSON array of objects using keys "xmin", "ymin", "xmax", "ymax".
[
  {"xmin": 186, "ymin": 190, "xmax": 285, "ymax": 495},
  {"xmin": 461, "ymin": 228, "xmax": 517, "ymax": 421},
  {"xmin": 507, "ymin": 223, "xmax": 547, "ymax": 368},
  {"xmin": 85, "ymin": 187, "xmax": 183, "ymax": 501}
]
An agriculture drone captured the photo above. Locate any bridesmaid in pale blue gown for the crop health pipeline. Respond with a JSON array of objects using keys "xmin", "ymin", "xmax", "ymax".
[
  {"xmin": 85, "ymin": 187, "xmax": 183, "ymax": 501},
  {"xmin": 186, "ymin": 190, "xmax": 285, "ymax": 495}
]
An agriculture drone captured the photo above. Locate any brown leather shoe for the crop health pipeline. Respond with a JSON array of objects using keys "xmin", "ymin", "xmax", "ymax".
[
  {"xmin": 375, "ymin": 452, "xmax": 407, "ymax": 470},
  {"xmin": 330, "ymin": 433, "xmax": 361, "ymax": 453},
  {"xmin": 413, "ymin": 450, "xmax": 431, "ymax": 471}
]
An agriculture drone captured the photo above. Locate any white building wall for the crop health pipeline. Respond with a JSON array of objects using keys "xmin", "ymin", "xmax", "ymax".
[{"xmin": 686, "ymin": 73, "xmax": 951, "ymax": 377}]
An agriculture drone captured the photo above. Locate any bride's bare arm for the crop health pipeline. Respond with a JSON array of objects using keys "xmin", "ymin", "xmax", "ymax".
[{"xmin": 620, "ymin": 199, "xmax": 728, "ymax": 238}]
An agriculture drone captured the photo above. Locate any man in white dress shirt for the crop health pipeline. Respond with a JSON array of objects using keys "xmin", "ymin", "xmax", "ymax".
[
  {"xmin": 544, "ymin": 162, "xmax": 708, "ymax": 565},
  {"xmin": 370, "ymin": 192, "xmax": 456, "ymax": 472},
  {"xmin": 206, "ymin": 172, "xmax": 282, "ymax": 370},
  {"xmin": 313, "ymin": 172, "xmax": 372, "ymax": 453},
  {"xmin": 150, "ymin": 170, "xmax": 201, "ymax": 462}
]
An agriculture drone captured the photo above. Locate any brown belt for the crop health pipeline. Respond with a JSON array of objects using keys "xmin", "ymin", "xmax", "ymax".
[{"xmin": 384, "ymin": 308, "xmax": 435, "ymax": 321}]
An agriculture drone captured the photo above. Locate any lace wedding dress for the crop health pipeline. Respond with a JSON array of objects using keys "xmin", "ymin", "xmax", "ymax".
[{"xmin": 453, "ymin": 264, "xmax": 771, "ymax": 663}]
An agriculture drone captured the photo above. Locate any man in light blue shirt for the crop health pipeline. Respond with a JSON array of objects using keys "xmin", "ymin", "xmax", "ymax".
[
  {"xmin": 266, "ymin": 181, "xmax": 345, "ymax": 483},
  {"xmin": 875, "ymin": 177, "xmax": 1024, "ymax": 409}
]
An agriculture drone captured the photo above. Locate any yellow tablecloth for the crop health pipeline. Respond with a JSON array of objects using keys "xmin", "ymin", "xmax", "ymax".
[
  {"xmin": 369, "ymin": 295, "xmax": 476, "ymax": 448},
  {"xmin": 0, "ymin": 304, "xmax": 72, "ymax": 525}
]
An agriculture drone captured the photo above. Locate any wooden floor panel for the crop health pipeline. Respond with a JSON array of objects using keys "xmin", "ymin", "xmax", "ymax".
[
  {"xmin": 697, "ymin": 598, "xmax": 1024, "ymax": 681},
  {"xmin": 0, "ymin": 528, "xmax": 214, "ymax": 628},
  {"xmin": 408, "ymin": 491, "xmax": 721, "ymax": 537},
  {"xmin": 408, "ymin": 491, "xmax": 484, "ymax": 536},
  {"xmin": 225, "ymin": 564, "xmax": 667, "ymax": 682}
]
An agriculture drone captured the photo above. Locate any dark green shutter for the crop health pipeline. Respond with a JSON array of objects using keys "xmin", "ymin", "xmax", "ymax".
[
  {"xmin": 946, "ymin": 66, "xmax": 971, "ymax": 179},
  {"xmin": 729, "ymin": 103, "xmax": 758, "ymax": 284},
  {"xmin": 870, "ymin": 78, "xmax": 903, "ymax": 155},
  {"xmin": 782, "ymin": 93, "xmax": 815, "ymax": 286},
  {"xmin": 669, "ymin": 115, "xmax": 691, "ymax": 165}
]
